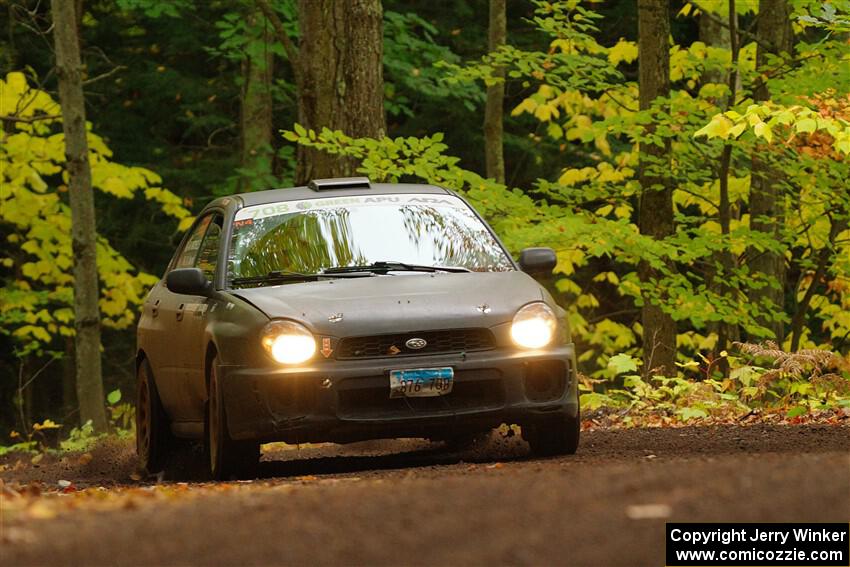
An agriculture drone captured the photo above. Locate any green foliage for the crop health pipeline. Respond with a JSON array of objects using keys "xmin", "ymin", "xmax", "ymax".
[
  {"xmin": 59, "ymin": 420, "xmax": 100, "ymax": 452},
  {"xmin": 384, "ymin": 11, "xmax": 483, "ymax": 116},
  {"xmin": 608, "ymin": 353, "xmax": 639, "ymax": 374},
  {"xmin": 115, "ymin": 0, "xmax": 192, "ymax": 19},
  {"xmin": 1, "ymin": 390, "xmax": 135, "ymax": 455},
  {"xmin": 0, "ymin": 419, "xmax": 61, "ymax": 455},
  {"xmin": 281, "ymin": 0, "xmax": 850, "ymax": 380},
  {"xmin": 579, "ymin": 344, "xmax": 850, "ymax": 425},
  {"xmin": 796, "ymin": 0, "xmax": 850, "ymax": 32},
  {"xmin": 438, "ymin": 0, "xmax": 624, "ymax": 93},
  {"xmin": 106, "ymin": 390, "xmax": 135, "ymax": 435},
  {"xmin": 106, "ymin": 389, "xmax": 122, "ymax": 405},
  {"xmin": 0, "ymin": 440, "xmax": 38, "ymax": 456}
]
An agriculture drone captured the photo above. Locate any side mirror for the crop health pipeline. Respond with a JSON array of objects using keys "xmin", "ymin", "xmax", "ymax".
[
  {"xmin": 165, "ymin": 268, "xmax": 212, "ymax": 296},
  {"xmin": 519, "ymin": 247, "xmax": 557, "ymax": 276}
]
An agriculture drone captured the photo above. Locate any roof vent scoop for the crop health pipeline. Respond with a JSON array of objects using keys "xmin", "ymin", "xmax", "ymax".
[{"xmin": 308, "ymin": 177, "xmax": 371, "ymax": 192}]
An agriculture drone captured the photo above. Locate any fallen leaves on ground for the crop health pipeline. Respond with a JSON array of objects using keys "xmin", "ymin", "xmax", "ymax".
[
  {"xmin": 0, "ymin": 474, "xmax": 373, "ymax": 531},
  {"xmin": 0, "ymin": 479, "xmax": 250, "ymax": 526},
  {"xmin": 581, "ymin": 405, "xmax": 850, "ymax": 431},
  {"xmin": 626, "ymin": 503, "xmax": 672, "ymax": 520}
]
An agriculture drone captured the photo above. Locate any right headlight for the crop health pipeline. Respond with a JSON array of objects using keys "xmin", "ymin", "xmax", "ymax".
[
  {"xmin": 510, "ymin": 302, "xmax": 557, "ymax": 349},
  {"xmin": 261, "ymin": 320, "xmax": 316, "ymax": 364}
]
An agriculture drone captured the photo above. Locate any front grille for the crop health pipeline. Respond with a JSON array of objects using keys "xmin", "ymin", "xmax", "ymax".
[
  {"xmin": 336, "ymin": 369, "xmax": 505, "ymax": 419},
  {"xmin": 336, "ymin": 328, "xmax": 495, "ymax": 359}
]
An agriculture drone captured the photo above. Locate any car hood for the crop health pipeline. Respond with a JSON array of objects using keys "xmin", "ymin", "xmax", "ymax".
[{"xmin": 230, "ymin": 271, "xmax": 548, "ymax": 336}]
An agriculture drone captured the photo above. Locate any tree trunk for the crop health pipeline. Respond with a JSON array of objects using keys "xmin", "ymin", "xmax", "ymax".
[
  {"xmin": 5, "ymin": 2, "xmax": 17, "ymax": 73},
  {"xmin": 484, "ymin": 0, "xmax": 506, "ymax": 184},
  {"xmin": 637, "ymin": 0, "xmax": 676, "ymax": 376},
  {"xmin": 240, "ymin": 8, "xmax": 274, "ymax": 191},
  {"xmin": 714, "ymin": 0, "xmax": 741, "ymax": 371},
  {"xmin": 295, "ymin": 0, "xmax": 386, "ymax": 184},
  {"xmin": 62, "ymin": 336, "xmax": 78, "ymax": 420},
  {"xmin": 51, "ymin": 0, "xmax": 108, "ymax": 431},
  {"xmin": 749, "ymin": 0, "xmax": 793, "ymax": 342}
]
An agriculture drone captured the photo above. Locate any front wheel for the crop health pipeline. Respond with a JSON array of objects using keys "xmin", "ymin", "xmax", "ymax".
[
  {"xmin": 136, "ymin": 358, "xmax": 173, "ymax": 473},
  {"xmin": 524, "ymin": 410, "xmax": 580, "ymax": 456},
  {"xmin": 207, "ymin": 358, "xmax": 260, "ymax": 480}
]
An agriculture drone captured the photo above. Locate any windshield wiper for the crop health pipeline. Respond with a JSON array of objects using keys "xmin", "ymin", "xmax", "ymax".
[
  {"xmin": 322, "ymin": 261, "xmax": 470, "ymax": 275},
  {"xmin": 230, "ymin": 270, "xmax": 319, "ymax": 287},
  {"xmin": 232, "ymin": 262, "xmax": 468, "ymax": 287},
  {"xmin": 231, "ymin": 269, "xmax": 378, "ymax": 288}
]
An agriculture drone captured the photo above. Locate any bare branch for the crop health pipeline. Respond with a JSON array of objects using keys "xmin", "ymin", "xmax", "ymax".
[
  {"xmin": 0, "ymin": 113, "xmax": 61, "ymax": 124},
  {"xmin": 18, "ymin": 355, "xmax": 59, "ymax": 393},
  {"xmin": 603, "ymin": 90, "xmax": 638, "ymax": 113},
  {"xmin": 83, "ymin": 64, "xmax": 127, "ymax": 85}
]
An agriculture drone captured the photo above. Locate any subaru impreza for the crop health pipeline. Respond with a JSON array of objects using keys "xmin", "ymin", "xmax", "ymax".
[{"xmin": 136, "ymin": 177, "xmax": 580, "ymax": 479}]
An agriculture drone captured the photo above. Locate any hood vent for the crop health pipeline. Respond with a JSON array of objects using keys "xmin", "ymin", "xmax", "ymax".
[{"xmin": 308, "ymin": 177, "xmax": 371, "ymax": 191}]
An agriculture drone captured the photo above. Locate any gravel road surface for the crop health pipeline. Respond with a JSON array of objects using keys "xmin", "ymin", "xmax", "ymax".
[{"xmin": 1, "ymin": 424, "xmax": 848, "ymax": 566}]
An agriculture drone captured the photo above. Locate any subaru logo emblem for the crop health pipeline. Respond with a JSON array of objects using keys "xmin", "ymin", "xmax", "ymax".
[{"xmin": 405, "ymin": 337, "xmax": 427, "ymax": 350}]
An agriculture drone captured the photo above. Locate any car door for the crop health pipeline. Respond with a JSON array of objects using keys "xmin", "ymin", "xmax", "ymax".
[
  {"xmin": 181, "ymin": 213, "xmax": 224, "ymax": 420},
  {"xmin": 148, "ymin": 214, "xmax": 212, "ymax": 422}
]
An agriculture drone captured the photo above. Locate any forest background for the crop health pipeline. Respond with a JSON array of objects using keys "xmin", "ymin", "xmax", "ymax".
[{"xmin": 1, "ymin": 0, "xmax": 850, "ymax": 447}]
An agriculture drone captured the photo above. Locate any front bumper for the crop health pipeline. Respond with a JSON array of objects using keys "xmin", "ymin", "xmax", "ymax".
[{"xmin": 220, "ymin": 344, "xmax": 579, "ymax": 443}]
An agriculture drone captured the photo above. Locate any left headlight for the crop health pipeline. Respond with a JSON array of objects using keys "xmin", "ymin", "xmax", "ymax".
[
  {"xmin": 510, "ymin": 302, "xmax": 557, "ymax": 349},
  {"xmin": 261, "ymin": 320, "xmax": 316, "ymax": 364}
]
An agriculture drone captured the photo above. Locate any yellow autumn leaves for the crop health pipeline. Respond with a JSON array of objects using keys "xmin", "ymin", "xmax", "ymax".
[
  {"xmin": 695, "ymin": 102, "xmax": 850, "ymax": 154},
  {"xmin": 0, "ymin": 72, "xmax": 193, "ymax": 351}
]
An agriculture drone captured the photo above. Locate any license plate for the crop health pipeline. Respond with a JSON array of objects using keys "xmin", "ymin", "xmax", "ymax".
[{"xmin": 389, "ymin": 367, "xmax": 454, "ymax": 398}]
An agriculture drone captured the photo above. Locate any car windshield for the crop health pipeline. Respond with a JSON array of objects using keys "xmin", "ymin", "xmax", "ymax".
[{"xmin": 228, "ymin": 193, "xmax": 513, "ymax": 285}]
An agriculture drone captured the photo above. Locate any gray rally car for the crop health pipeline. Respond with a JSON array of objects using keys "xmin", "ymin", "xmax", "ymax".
[{"xmin": 136, "ymin": 177, "xmax": 580, "ymax": 479}]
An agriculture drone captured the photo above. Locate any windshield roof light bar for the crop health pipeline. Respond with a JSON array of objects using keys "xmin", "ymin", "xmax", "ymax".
[{"xmin": 308, "ymin": 177, "xmax": 371, "ymax": 192}]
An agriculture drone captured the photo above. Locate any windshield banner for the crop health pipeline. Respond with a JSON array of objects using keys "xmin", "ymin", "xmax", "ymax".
[{"xmin": 235, "ymin": 194, "xmax": 466, "ymax": 222}]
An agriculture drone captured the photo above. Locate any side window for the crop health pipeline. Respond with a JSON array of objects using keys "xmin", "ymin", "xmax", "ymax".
[
  {"xmin": 196, "ymin": 217, "xmax": 222, "ymax": 282},
  {"xmin": 173, "ymin": 215, "xmax": 212, "ymax": 269}
]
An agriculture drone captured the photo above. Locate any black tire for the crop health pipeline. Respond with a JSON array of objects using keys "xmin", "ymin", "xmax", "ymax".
[
  {"xmin": 136, "ymin": 358, "xmax": 173, "ymax": 473},
  {"xmin": 525, "ymin": 410, "xmax": 581, "ymax": 456},
  {"xmin": 207, "ymin": 358, "xmax": 260, "ymax": 480}
]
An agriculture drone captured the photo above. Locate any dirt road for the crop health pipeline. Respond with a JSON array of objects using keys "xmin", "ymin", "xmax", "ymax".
[{"xmin": 2, "ymin": 424, "xmax": 849, "ymax": 566}]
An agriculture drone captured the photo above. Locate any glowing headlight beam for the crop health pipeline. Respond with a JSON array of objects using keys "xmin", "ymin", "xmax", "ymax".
[
  {"xmin": 510, "ymin": 303, "xmax": 556, "ymax": 349},
  {"xmin": 261, "ymin": 320, "xmax": 316, "ymax": 364}
]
